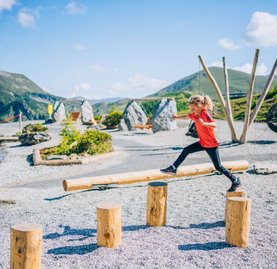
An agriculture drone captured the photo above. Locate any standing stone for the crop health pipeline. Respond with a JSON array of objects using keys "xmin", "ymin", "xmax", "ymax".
[
  {"xmin": 266, "ymin": 103, "xmax": 277, "ymax": 133},
  {"xmin": 118, "ymin": 101, "xmax": 148, "ymax": 131},
  {"xmin": 53, "ymin": 101, "xmax": 66, "ymax": 122},
  {"xmin": 81, "ymin": 100, "xmax": 94, "ymax": 124},
  {"xmin": 152, "ymin": 99, "xmax": 177, "ymax": 133}
]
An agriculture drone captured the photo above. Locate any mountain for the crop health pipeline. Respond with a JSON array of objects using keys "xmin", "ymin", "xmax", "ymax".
[
  {"xmin": 151, "ymin": 67, "xmax": 277, "ymax": 99},
  {"xmin": 69, "ymin": 96, "xmax": 124, "ymax": 105},
  {"xmin": 0, "ymin": 70, "xmax": 61, "ymax": 121}
]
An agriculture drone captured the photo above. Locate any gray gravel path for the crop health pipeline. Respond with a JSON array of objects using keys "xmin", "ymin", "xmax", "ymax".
[{"xmin": 0, "ymin": 120, "xmax": 276, "ymax": 269}]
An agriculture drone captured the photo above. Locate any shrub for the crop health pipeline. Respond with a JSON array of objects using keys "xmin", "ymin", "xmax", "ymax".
[
  {"xmin": 23, "ymin": 123, "xmax": 48, "ymax": 133},
  {"xmin": 57, "ymin": 125, "xmax": 81, "ymax": 155},
  {"xmin": 103, "ymin": 111, "xmax": 122, "ymax": 127},
  {"xmin": 73, "ymin": 130, "xmax": 112, "ymax": 155}
]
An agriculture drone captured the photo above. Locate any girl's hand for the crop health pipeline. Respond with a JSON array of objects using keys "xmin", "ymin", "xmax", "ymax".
[
  {"xmin": 198, "ymin": 118, "xmax": 206, "ymax": 126},
  {"xmin": 172, "ymin": 114, "xmax": 178, "ymax": 120}
]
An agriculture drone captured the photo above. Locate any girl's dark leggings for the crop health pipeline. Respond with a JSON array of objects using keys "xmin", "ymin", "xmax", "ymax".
[{"xmin": 173, "ymin": 141, "xmax": 238, "ymax": 183}]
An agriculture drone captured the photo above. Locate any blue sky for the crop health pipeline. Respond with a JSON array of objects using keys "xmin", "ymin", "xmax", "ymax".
[{"xmin": 0, "ymin": 0, "xmax": 276, "ymax": 99}]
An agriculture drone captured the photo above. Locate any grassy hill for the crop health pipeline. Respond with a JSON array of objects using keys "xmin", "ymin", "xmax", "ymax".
[
  {"xmin": 0, "ymin": 71, "xmax": 61, "ymax": 121},
  {"xmin": 151, "ymin": 67, "xmax": 277, "ymax": 98},
  {"xmin": 92, "ymin": 67, "xmax": 277, "ymax": 122}
]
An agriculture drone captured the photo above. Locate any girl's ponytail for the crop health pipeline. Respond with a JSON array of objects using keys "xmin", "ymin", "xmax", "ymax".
[{"xmin": 203, "ymin": 95, "xmax": 214, "ymax": 111}]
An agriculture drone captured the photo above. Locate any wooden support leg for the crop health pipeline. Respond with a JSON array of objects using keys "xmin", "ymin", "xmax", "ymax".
[
  {"xmin": 225, "ymin": 190, "xmax": 247, "ymax": 223},
  {"xmin": 97, "ymin": 201, "xmax": 122, "ymax": 248},
  {"xmin": 146, "ymin": 182, "xmax": 168, "ymax": 226},
  {"xmin": 10, "ymin": 224, "xmax": 42, "ymax": 269},
  {"xmin": 226, "ymin": 197, "xmax": 251, "ymax": 248}
]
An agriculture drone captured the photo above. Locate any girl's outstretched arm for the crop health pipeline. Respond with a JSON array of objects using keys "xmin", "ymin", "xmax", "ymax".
[
  {"xmin": 172, "ymin": 114, "xmax": 189, "ymax": 120},
  {"xmin": 198, "ymin": 118, "xmax": 216, "ymax": 128}
]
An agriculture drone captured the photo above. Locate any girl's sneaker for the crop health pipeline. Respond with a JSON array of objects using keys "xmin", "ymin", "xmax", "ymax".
[
  {"xmin": 227, "ymin": 179, "xmax": 241, "ymax": 192},
  {"xmin": 160, "ymin": 165, "xmax": 177, "ymax": 175}
]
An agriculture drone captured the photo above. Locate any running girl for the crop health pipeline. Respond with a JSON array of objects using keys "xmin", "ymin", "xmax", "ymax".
[{"xmin": 160, "ymin": 95, "xmax": 241, "ymax": 192}]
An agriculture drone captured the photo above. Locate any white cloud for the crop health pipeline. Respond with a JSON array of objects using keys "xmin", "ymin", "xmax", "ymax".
[
  {"xmin": 233, "ymin": 62, "xmax": 268, "ymax": 75},
  {"xmin": 209, "ymin": 61, "xmax": 223, "ymax": 68},
  {"xmin": 0, "ymin": 0, "xmax": 16, "ymax": 11},
  {"xmin": 244, "ymin": 11, "xmax": 277, "ymax": 47},
  {"xmin": 71, "ymin": 82, "xmax": 92, "ymax": 97},
  {"xmin": 218, "ymin": 38, "xmax": 241, "ymax": 50},
  {"xmin": 65, "ymin": 1, "xmax": 87, "ymax": 15},
  {"xmin": 109, "ymin": 73, "xmax": 168, "ymax": 97},
  {"xmin": 74, "ymin": 44, "xmax": 86, "ymax": 51},
  {"xmin": 18, "ymin": 8, "xmax": 40, "ymax": 28},
  {"xmin": 209, "ymin": 60, "xmax": 268, "ymax": 75},
  {"xmin": 91, "ymin": 64, "xmax": 106, "ymax": 74}
]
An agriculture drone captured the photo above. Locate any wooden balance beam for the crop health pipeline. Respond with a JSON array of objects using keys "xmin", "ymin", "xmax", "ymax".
[{"xmin": 63, "ymin": 160, "xmax": 249, "ymax": 191}]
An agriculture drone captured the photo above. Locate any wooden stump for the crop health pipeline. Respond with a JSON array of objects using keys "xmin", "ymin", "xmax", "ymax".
[
  {"xmin": 146, "ymin": 181, "xmax": 168, "ymax": 226},
  {"xmin": 10, "ymin": 223, "xmax": 42, "ymax": 269},
  {"xmin": 226, "ymin": 197, "xmax": 251, "ymax": 248},
  {"xmin": 97, "ymin": 201, "xmax": 122, "ymax": 248},
  {"xmin": 225, "ymin": 190, "xmax": 246, "ymax": 222}
]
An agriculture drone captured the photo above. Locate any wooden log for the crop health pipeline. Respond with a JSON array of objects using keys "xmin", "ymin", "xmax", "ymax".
[
  {"xmin": 32, "ymin": 149, "xmax": 82, "ymax": 166},
  {"xmin": 39, "ymin": 159, "xmax": 82, "ymax": 166},
  {"xmin": 198, "ymin": 55, "xmax": 238, "ymax": 142},
  {"xmin": 222, "ymin": 57, "xmax": 234, "ymax": 122},
  {"xmin": 0, "ymin": 137, "xmax": 19, "ymax": 142},
  {"xmin": 97, "ymin": 201, "xmax": 122, "ymax": 248},
  {"xmin": 226, "ymin": 197, "xmax": 251, "ymax": 248},
  {"xmin": 10, "ymin": 223, "xmax": 42, "ymax": 269},
  {"xmin": 224, "ymin": 189, "xmax": 246, "ymax": 222},
  {"xmin": 240, "ymin": 49, "xmax": 260, "ymax": 144},
  {"xmin": 63, "ymin": 160, "xmax": 249, "ymax": 191},
  {"xmin": 146, "ymin": 182, "xmax": 168, "ymax": 226},
  {"xmin": 249, "ymin": 58, "xmax": 277, "ymax": 127}
]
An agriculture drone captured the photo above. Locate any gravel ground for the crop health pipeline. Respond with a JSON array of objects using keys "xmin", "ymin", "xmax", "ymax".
[{"xmin": 0, "ymin": 120, "xmax": 276, "ymax": 269}]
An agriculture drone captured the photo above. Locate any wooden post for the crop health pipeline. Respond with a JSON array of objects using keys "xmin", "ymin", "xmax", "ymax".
[
  {"xmin": 224, "ymin": 189, "xmax": 246, "ymax": 222},
  {"xmin": 249, "ymin": 58, "xmax": 277, "ymax": 127},
  {"xmin": 19, "ymin": 112, "xmax": 23, "ymax": 134},
  {"xmin": 198, "ymin": 55, "xmax": 238, "ymax": 142},
  {"xmin": 146, "ymin": 182, "xmax": 168, "ymax": 226},
  {"xmin": 240, "ymin": 49, "xmax": 260, "ymax": 144},
  {"xmin": 97, "ymin": 201, "xmax": 122, "ymax": 248},
  {"xmin": 226, "ymin": 197, "xmax": 251, "ymax": 248},
  {"xmin": 222, "ymin": 57, "xmax": 233, "ymax": 120},
  {"xmin": 10, "ymin": 224, "xmax": 42, "ymax": 269}
]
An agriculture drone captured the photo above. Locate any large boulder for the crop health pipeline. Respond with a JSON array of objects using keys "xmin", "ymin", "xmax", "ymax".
[
  {"xmin": 53, "ymin": 101, "xmax": 66, "ymax": 122},
  {"xmin": 19, "ymin": 133, "xmax": 51, "ymax": 145},
  {"xmin": 81, "ymin": 100, "xmax": 94, "ymax": 124},
  {"xmin": 266, "ymin": 103, "xmax": 277, "ymax": 133},
  {"xmin": 118, "ymin": 101, "xmax": 148, "ymax": 131},
  {"xmin": 152, "ymin": 98, "xmax": 177, "ymax": 133}
]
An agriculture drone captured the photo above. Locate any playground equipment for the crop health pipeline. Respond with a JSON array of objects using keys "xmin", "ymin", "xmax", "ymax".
[
  {"xmin": 146, "ymin": 182, "xmax": 168, "ymax": 226},
  {"xmin": 199, "ymin": 50, "xmax": 277, "ymax": 144},
  {"xmin": 97, "ymin": 202, "xmax": 122, "ymax": 248},
  {"xmin": 63, "ymin": 160, "xmax": 249, "ymax": 191},
  {"xmin": 224, "ymin": 189, "xmax": 246, "ymax": 223},
  {"xmin": 226, "ymin": 197, "xmax": 251, "ymax": 248},
  {"xmin": 10, "ymin": 224, "xmax": 42, "ymax": 269},
  {"xmin": 7, "ymin": 185, "xmax": 252, "ymax": 267}
]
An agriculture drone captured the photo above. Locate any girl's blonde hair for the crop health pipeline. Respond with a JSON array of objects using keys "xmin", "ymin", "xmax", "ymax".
[{"xmin": 188, "ymin": 95, "xmax": 214, "ymax": 110}]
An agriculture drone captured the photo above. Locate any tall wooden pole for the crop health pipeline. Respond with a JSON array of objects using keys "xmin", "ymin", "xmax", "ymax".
[
  {"xmin": 248, "ymin": 58, "xmax": 277, "ymax": 127},
  {"xmin": 198, "ymin": 55, "xmax": 238, "ymax": 142},
  {"xmin": 222, "ymin": 57, "xmax": 234, "ymax": 124},
  {"xmin": 240, "ymin": 49, "xmax": 260, "ymax": 144}
]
